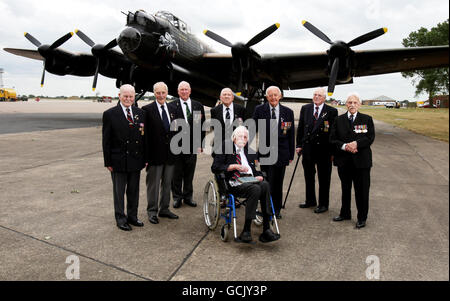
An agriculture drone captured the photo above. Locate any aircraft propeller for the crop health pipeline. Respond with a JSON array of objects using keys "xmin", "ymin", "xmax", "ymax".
[
  {"xmin": 204, "ymin": 23, "xmax": 280, "ymax": 93},
  {"xmin": 75, "ymin": 29, "xmax": 118, "ymax": 91},
  {"xmin": 24, "ymin": 32, "xmax": 74, "ymax": 87},
  {"xmin": 302, "ymin": 20, "xmax": 387, "ymax": 96}
]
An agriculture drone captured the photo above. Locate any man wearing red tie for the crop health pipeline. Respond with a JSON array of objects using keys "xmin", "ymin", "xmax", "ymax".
[
  {"xmin": 102, "ymin": 84, "xmax": 146, "ymax": 231},
  {"xmin": 296, "ymin": 88, "xmax": 338, "ymax": 214},
  {"xmin": 211, "ymin": 126, "xmax": 280, "ymax": 243}
]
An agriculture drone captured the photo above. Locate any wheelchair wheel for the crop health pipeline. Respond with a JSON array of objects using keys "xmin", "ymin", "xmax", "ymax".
[
  {"xmin": 203, "ymin": 179, "xmax": 220, "ymax": 230},
  {"xmin": 220, "ymin": 224, "xmax": 230, "ymax": 242}
]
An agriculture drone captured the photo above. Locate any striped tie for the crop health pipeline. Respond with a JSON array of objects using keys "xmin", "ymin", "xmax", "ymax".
[
  {"xmin": 126, "ymin": 108, "xmax": 133, "ymax": 127},
  {"xmin": 233, "ymin": 152, "xmax": 242, "ymax": 180}
]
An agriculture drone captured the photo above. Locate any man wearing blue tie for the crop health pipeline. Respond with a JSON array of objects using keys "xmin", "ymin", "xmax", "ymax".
[{"xmin": 142, "ymin": 82, "xmax": 179, "ymax": 225}]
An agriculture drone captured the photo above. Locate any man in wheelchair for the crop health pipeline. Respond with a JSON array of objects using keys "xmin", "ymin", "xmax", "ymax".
[{"xmin": 211, "ymin": 126, "xmax": 281, "ymax": 243}]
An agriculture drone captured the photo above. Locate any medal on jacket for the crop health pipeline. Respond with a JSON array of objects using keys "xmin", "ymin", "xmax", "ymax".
[
  {"xmin": 281, "ymin": 121, "xmax": 291, "ymax": 135},
  {"xmin": 324, "ymin": 121, "xmax": 329, "ymax": 132},
  {"xmin": 139, "ymin": 123, "xmax": 144, "ymax": 135}
]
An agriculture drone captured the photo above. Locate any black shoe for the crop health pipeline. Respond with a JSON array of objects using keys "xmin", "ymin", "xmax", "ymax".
[
  {"xmin": 148, "ymin": 216, "xmax": 159, "ymax": 224},
  {"xmin": 356, "ymin": 220, "xmax": 366, "ymax": 229},
  {"xmin": 127, "ymin": 219, "xmax": 144, "ymax": 227},
  {"xmin": 173, "ymin": 200, "xmax": 182, "ymax": 208},
  {"xmin": 259, "ymin": 229, "xmax": 280, "ymax": 243},
  {"xmin": 184, "ymin": 200, "xmax": 197, "ymax": 207},
  {"xmin": 299, "ymin": 202, "xmax": 316, "ymax": 208},
  {"xmin": 314, "ymin": 206, "xmax": 328, "ymax": 214},
  {"xmin": 159, "ymin": 211, "xmax": 179, "ymax": 219},
  {"xmin": 237, "ymin": 231, "xmax": 253, "ymax": 243},
  {"xmin": 333, "ymin": 215, "xmax": 351, "ymax": 222},
  {"xmin": 117, "ymin": 223, "xmax": 132, "ymax": 231}
]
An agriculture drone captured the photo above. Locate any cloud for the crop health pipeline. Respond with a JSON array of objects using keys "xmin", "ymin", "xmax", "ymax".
[{"xmin": 1, "ymin": 0, "xmax": 448, "ymax": 100}]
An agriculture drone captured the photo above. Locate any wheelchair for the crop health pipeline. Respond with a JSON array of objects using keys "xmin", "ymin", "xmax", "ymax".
[{"xmin": 203, "ymin": 172, "xmax": 280, "ymax": 242}]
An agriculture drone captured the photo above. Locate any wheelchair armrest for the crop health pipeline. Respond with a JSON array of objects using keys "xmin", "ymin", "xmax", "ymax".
[{"xmin": 215, "ymin": 172, "xmax": 229, "ymax": 197}]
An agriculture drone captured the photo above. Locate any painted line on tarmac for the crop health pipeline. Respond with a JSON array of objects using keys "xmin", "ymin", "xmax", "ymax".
[
  {"xmin": 167, "ymin": 230, "xmax": 210, "ymax": 281},
  {"xmin": 0, "ymin": 224, "xmax": 153, "ymax": 281}
]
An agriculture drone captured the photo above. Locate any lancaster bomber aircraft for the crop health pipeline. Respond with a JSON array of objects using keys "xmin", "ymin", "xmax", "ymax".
[{"xmin": 4, "ymin": 10, "xmax": 449, "ymax": 110}]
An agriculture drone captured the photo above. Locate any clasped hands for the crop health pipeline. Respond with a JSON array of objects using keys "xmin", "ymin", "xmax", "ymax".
[{"xmin": 345, "ymin": 141, "xmax": 358, "ymax": 153}]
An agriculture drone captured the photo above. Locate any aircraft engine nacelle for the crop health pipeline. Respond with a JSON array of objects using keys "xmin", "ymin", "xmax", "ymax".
[
  {"xmin": 43, "ymin": 51, "xmax": 96, "ymax": 76},
  {"xmin": 326, "ymin": 41, "xmax": 353, "ymax": 84}
]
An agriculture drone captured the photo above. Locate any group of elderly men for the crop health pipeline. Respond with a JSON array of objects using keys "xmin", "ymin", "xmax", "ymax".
[{"xmin": 102, "ymin": 81, "xmax": 374, "ymax": 243}]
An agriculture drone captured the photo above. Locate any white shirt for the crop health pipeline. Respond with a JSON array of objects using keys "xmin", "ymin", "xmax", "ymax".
[
  {"xmin": 313, "ymin": 103, "xmax": 325, "ymax": 118},
  {"xmin": 179, "ymin": 98, "xmax": 192, "ymax": 122},
  {"xmin": 235, "ymin": 145, "xmax": 253, "ymax": 176},
  {"xmin": 223, "ymin": 103, "xmax": 234, "ymax": 123},
  {"xmin": 120, "ymin": 103, "xmax": 133, "ymax": 122},
  {"xmin": 347, "ymin": 111, "xmax": 358, "ymax": 121},
  {"xmin": 342, "ymin": 111, "xmax": 359, "ymax": 151},
  {"xmin": 157, "ymin": 102, "xmax": 171, "ymax": 123}
]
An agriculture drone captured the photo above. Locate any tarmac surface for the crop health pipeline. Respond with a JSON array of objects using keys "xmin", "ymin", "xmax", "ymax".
[{"xmin": 0, "ymin": 99, "xmax": 448, "ymax": 282}]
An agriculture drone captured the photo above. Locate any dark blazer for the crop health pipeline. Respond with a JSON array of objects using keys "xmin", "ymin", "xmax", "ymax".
[
  {"xmin": 330, "ymin": 111, "xmax": 375, "ymax": 168},
  {"xmin": 210, "ymin": 103, "xmax": 246, "ymax": 142},
  {"xmin": 211, "ymin": 144, "xmax": 262, "ymax": 181},
  {"xmin": 142, "ymin": 101, "xmax": 176, "ymax": 165},
  {"xmin": 252, "ymin": 102, "xmax": 295, "ymax": 166},
  {"xmin": 296, "ymin": 103, "xmax": 338, "ymax": 159},
  {"xmin": 168, "ymin": 98, "xmax": 206, "ymax": 154},
  {"xmin": 102, "ymin": 104, "xmax": 146, "ymax": 172}
]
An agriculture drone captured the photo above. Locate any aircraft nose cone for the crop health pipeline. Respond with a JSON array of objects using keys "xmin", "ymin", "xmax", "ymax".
[{"xmin": 118, "ymin": 27, "xmax": 141, "ymax": 52}]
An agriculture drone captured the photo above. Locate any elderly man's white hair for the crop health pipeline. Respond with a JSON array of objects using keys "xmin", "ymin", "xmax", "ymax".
[
  {"xmin": 119, "ymin": 84, "xmax": 135, "ymax": 93},
  {"xmin": 346, "ymin": 92, "xmax": 361, "ymax": 103},
  {"xmin": 220, "ymin": 87, "xmax": 234, "ymax": 95},
  {"xmin": 265, "ymin": 86, "xmax": 282, "ymax": 95},
  {"xmin": 314, "ymin": 87, "xmax": 327, "ymax": 97},
  {"xmin": 153, "ymin": 81, "xmax": 168, "ymax": 92},
  {"xmin": 231, "ymin": 125, "xmax": 249, "ymax": 141},
  {"xmin": 178, "ymin": 81, "xmax": 191, "ymax": 89}
]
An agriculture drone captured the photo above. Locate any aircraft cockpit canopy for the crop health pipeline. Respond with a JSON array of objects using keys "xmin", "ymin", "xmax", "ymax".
[
  {"xmin": 127, "ymin": 10, "xmax": 156, "ymax": 27},
  {"xmin": 155, "ymin": 11, "xmax": 191, "ymax": 33}
]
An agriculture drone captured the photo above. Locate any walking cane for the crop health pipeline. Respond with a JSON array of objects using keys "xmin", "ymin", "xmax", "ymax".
[{"xmin": 282, "ymin": 152, "xmax": 301, "ymax": 209}]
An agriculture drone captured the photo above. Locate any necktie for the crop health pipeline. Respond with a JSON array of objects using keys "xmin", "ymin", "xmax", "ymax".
[
  {"xmin": 161, "ymin": 105, "xmax": 170, "ymax": 132},
  {"xmin": 349, "ymin": 114, "xmax": 354, "ymax": 127},
  {"xmin": 183, "ymin": 102, "xmax": 192, "ymax": 120},
  {"xmin": 313, "ymin": 106, "xmax": 319, "ymax": 126},
  {"xmin": 271, "ymin": 108, "xmax": 276, "ymax": 119},
  {"xmin": 126, "ymin": 108, "xmax": 133, "ymax": 126},
  {"xmin": 233, "ymin": 151, "xmax": 242, "ymax": 180},
  {"xmin": 225, "ymin": 107, "xmax": 231, "ymax": 126}
]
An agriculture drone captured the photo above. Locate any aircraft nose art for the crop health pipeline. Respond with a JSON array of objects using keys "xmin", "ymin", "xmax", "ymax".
[{"xmin": 118, "ymin": 27, "xmax": 141, "ymax": 52}]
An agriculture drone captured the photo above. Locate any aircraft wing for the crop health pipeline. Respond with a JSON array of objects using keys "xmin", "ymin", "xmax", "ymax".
[
  {"xmin": 4, "ymin": 48, "xmax": 44, "ymax": 61},
  {"xmin": 260, "ymin": 45, "xmax": 449, "ymax": 90},
  {"xmin": 353, "ymin": 46, "xmax": 449, "ymax": 76}
]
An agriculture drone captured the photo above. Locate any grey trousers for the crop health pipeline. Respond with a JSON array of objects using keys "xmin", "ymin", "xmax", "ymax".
[
  {"xmin": 111, "ymin": 171, "xmax": 140, "ymax": 226},
  {"xmin": 146, "ymin": 163, "xmax": 175, "ymax": 217}
]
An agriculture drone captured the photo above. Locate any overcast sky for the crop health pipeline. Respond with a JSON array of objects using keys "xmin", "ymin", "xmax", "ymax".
[{"xmin": 0, "ymin": 0, "xmax": 448, "ymax": 101}]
